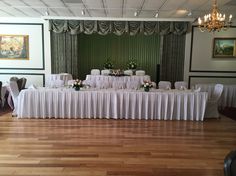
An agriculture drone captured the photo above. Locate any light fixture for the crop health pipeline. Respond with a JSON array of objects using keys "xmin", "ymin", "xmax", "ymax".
[
  {"xmin": 187, "ymin": 11, "xmax": 192, "ymax": 17},
  {"xmin": 45, "ymin": 8, "xmax": 49, "ymax": 16},
  {"xmin": 134, "ymin": 11, "xmax": 138, "ymax": 17},
  {"xmin": 155, "ymin": 12, "xmax": 159, "ymax": 18},
  {"xmin": 198, "ymin": 0, "xmax": 233, "ymax": 32},
  {"xmin": 81, "ymin": 9, "xmax": 85, "ymax": 15}
]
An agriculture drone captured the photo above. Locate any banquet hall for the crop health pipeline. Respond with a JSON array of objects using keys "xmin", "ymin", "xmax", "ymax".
[{"xmin": 0, "ymin": 0, "xmax": 236, "ymax": 176}]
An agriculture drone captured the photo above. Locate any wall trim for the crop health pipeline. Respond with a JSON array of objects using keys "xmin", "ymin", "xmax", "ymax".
[
  {"xmin": 0, "ymin": 72, "xmax": 45, "ymax": 86},
  {"xmin": 189, "ymin": 25, "xmax": 236, "ymax": 73},
  {"xmin": 0, "ymin": 23, "xmax": 45, "ymax": 70},
  {"xmin": 188, "ymin": 75, "xmax": 236, "ymax": 87}
]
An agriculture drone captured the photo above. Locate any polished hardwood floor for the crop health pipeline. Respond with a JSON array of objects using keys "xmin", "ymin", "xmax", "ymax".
[{"xmin": 0, "ymin": 112, "xmax": 235, "ymax": 176}]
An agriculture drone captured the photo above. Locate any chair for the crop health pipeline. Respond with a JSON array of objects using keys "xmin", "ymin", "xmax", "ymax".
[
  {"xmin": 158, "ymin": 81, "xmax": 171, "ymax": 90},
  {"xmin": 151, "ymin": 82, "xmax": 157, "ymax": 89},
  {"xmin": 224, "ymin": 150, "xmax": 236, "ymax": 176},
  {"xmin": 112, "ymin": 81, "xmax": 126, "ymax": 89},
  {"xmin": 135, "ymin": 70, "xmax": 145, "ymax": 76},
  {"xmin": 17, "ymin": 77, "xmax": 27, "ymax": 91},
  {"xmin": 96, "ymin": 81, "xmax": 110, "ymax": 89},
  {"xmin": 83, "ymin": 80, "xmax": 96, "ymax": 88},
  {"xmin": 174, "ymin": 81, "xmax": 187, "ymax": 90},
  {"xmin": 204, "ymin": 84, "xmax": 224, "ymax": 118},
  {"xmin": 91, "ymin": 69, "xmax": 100, "ymax": 75},
  {"xmin": 126, "ymin": 81, "xmax": 141, "ymax": 90},
  {"xmin": 9, "ymin": 81, "xmax": 20, "ymax": 116},
  {"xmin": 101, "ymin": 69, "xmax": 111, "ymax": 75},
  {"xmin": 124, "ymin": 70, "xmax": 133, "ymax": 76},
  {"xmin": 50, "ymin": 80, "xmax": 64, "ymax": 88},
  {"xmin": 10, "ymin": 77, "xmax": 19, "ymax": 82}
]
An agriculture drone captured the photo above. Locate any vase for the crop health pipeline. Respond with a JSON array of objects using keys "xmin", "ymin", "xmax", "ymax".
[
  {"xmin": 75, "ymin": 87, "xmax": 80, "ymax": 91},
  {"xmin": 144, "ymin": 87, "xmax": 150, "ymax": 92}
]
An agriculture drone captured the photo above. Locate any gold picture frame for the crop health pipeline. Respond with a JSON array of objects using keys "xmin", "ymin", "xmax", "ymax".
[
  {"xmin": 213, "ymin": 38, "xmax": 236, "ymax": 58},
  {"xmin": 0, "ymin": 34, "xmax": 29, "ymax": 60}
]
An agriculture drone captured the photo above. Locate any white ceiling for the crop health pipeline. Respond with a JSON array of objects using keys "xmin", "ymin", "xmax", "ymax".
[{"xmin": 0, "ymin": 0, "xmax": 235, "ymax": 21}]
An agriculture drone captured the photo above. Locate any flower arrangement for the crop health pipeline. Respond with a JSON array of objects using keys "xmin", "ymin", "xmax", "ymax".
[
  {"xmin": 141, "ymin": 80, "xmax": 153, "ymax": 92},
  {"xmin": 104, "ymin": 59, "xmax": 114, "ymax": 69},
  {"xmin": 127, "ymin": 60, "xmax": 137, "ymax": 70},
  {"xmin": 73, "ymin": 79, "xmax": 83, "ymax": 91}
]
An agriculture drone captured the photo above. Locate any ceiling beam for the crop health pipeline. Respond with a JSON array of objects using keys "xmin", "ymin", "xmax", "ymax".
[
  {"xmin": 136, "ymin": 0, "xmax": 146, "ymax": 17},
  {"xmin": 42, "ymin": 15, "xmax": 195, "ymax": 22},
  {"xmin": 121, "ymin": 0, "xmax": 125, "ymax": 17},
  {"xmin": 0, "ymin": 9, "xmax": 15, "ymax": 16}
]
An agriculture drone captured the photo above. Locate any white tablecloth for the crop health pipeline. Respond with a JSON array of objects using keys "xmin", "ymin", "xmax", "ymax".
[
  {"xmin": 196, "ymin": 84, "xmax": 236, "ymax": 108},
  {"xmin": 16, "ymin": 88, "xmax": 208, "ymax": 121},
  {"xmin": 85, "ymin": 75, "xmax": 151, "ymax": 84}
]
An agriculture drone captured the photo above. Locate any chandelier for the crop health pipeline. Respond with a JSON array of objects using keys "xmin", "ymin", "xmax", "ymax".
[{"xmin": 198, "ymin": 0, "xmax": 233, "ymax": 32}]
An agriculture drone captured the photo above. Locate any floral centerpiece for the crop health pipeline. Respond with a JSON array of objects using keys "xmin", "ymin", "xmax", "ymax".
[
  {"xmin": 141, "ymin": 80, "xmax": 153, "ymax": 92},
  {"xmin": 127, "ymin": 59, "xmax": 137, "ymax": 70},
  {"xmin": 73, "ymin": 79, "xmax": 83, "ymax": 91},
  {"xmin": 104, "ymin": 59, "xmax": 114, "ymax": 69}
]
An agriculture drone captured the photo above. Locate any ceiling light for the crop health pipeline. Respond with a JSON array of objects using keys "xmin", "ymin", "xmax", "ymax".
[
  {"xmin": 134, "ymin": 11, "xmax": 138, "ymax": 17},
  {"xmin": 187, "ymin": 11, "xmax": 192, "ymax": 16},
  {"xmin": 81, "ymin": 9, "xmax": 85, "ymax": 15},
  {"xmin": 155, "ymin": 12, "xmax": 159, "ymax": 18},
  {"xmin": 45, "ymin": 9, "xmax": 49, "ymax": 16},
  {"xmin": 198, "ymin": 0, "xmax": 233, "ymax": 32}
]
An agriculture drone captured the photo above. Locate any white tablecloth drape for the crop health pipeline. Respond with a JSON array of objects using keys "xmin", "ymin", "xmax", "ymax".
[
  {"xmin": 196, "ymin": 84, "xmax": 236, "ymax": 108},
  {"xmin": 17, "ymin": 88, "xmax": 208, "ymax": 121},
  {"xmin": 85, "ymin": 75, "xmax": 151, "ymax": 84}
]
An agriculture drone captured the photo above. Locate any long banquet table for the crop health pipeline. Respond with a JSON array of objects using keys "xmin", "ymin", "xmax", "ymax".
[
  {"xmin": 196, "ymin": 84, "xmax": 236, "ymax": 108},
  {"xmin": 16, "ymin": 88, "xmax": 208, "ymax": 121}
]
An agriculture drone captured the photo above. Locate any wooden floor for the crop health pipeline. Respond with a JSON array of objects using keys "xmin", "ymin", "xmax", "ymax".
[{"xmin": 0, "ymin": 113, "xmax": 236, "ymax": 176}]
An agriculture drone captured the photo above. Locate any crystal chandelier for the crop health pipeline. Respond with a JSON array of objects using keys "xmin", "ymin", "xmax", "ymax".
[{"xmin": 198, "ymin": 0, "xmax": 233, "ymax": 32}]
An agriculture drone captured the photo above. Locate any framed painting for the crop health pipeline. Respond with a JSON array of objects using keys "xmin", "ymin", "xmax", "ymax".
[
  {"xmin": 0, "ymin": 34, "xmax": 29, "ymax": 60},
  {"xmin": 213, "ymin": 38, "xmax": 236, "ymax": 58}
]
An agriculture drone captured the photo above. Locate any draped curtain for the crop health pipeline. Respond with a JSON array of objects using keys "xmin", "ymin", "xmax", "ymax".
[
  {"xmin": 160, "ymin": 34, "xmax": 186, "ymax": 86},
  {"xmin": 50, "ymin": 20, "xmax": 189, "ymax": 82}
]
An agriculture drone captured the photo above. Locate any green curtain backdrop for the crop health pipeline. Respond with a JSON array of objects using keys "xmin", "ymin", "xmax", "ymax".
[
  {"xmin": 160, "ymin": 34, "xmax": 186, "ymax": 86},
  {"xmin": 50, "ymin": 20, "xmax": 188, "ymax": 83},
  {"xmin": 77, "ymin": 33, "xmax": 160, "ymax": 81}
]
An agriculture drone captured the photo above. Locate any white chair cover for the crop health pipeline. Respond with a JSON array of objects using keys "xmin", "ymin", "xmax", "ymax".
[
  {"xmin": 67, "ymin": 80, "xmax": 75, "ymax": 86},
  {"xmin": 9, "ymin": 81, "xmax": 20, "ymax": 115},
  {"xmin": 91, "ymin": 69, "xmax": 100, "ymax": 75},
  {"xmin": 205, "ymin": 84, "xmax": 224, "ymax": 118},
  {"xmin": 124, "ymin": 70, "xmax": 133, "ymax": 76},
  {"xmin": 83, "ymin": 80, "xmax": 96, "ymax": 88},
  {"xmin": 158, "ymin": 81, "xmax": 171, "ymax": 90},
  {"xmin": 101, "ymin": 69, "xmax": 110, "ymax": 75},
  {"xmin": 152, "ymin": 82, "xmax": 157, "ymax": 89},
  {"xmin": 112, "ymin": 81, "xmax": 126, "ymax": 89},
  {"xmin": 96, "ymin": 81, "xmax": 110, "ymax": 89},
  {"xmin": 126, "ymin": 81, "xmax": 141, "ymax": 90},
  {"xmin": 135, "ymin": 70, "xmax": 145, "ymax": 76},
  {"xmin": 50, "ymin": 80, "xmax": 64, "ymax": 88},
  {"xmin": 174, "ymin": 81, "xmax": 188, "ymax": 90}
]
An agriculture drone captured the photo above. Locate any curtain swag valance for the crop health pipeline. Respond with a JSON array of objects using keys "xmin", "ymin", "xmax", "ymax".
[{"xmin": 49, "ymin": 20, "xmax": 189, "ymax": 36}]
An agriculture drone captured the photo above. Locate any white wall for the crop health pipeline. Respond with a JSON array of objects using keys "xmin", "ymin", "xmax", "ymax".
[
  {"xmin": 184, "ymin": 25, "xmax": 236, "ymax": 88},
  {"xmin": 0, "ymin": 17, "xmax": 51, "ymax": 87}
]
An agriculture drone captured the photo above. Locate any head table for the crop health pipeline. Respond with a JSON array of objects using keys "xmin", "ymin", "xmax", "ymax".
[{"xmin": 16, "ymin": 88, "xmax": 208, "ymax": 121}]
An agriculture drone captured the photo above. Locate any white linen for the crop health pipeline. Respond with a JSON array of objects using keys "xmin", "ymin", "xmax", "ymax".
[
  {"xmin": 195, "ymin": 84, "xmax": 236, "ymax": 108},
  {"xmin": 16, "ymin": 88, "xmax": 208, "ymax": 121},
  {"xmin": 86, "ymin": 75, "xmax": 150, "ymax": 85}
]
